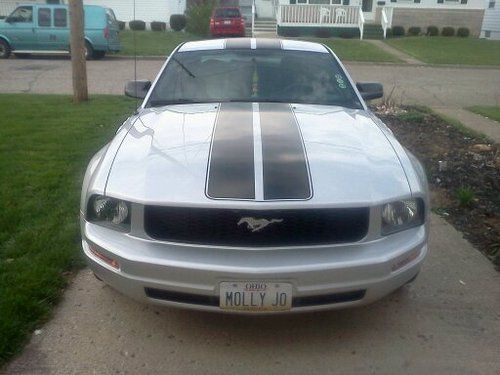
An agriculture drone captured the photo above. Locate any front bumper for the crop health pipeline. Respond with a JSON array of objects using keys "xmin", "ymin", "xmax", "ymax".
[{"xmin": 81, "ymin": 218, "xmax": 427, "ymax": 313}]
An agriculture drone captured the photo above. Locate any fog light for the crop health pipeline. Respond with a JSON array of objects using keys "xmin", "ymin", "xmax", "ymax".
[
  {"xmin": 391, "ymin": 249, "xmax": 420, "ymax": 272},
  {"xmin": 88, "ymin": 242, "xmax": 120, "ymax": 270}
]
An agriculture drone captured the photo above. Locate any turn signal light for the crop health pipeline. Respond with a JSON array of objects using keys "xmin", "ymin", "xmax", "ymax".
[
  {"xmin": 391, "ymin": 249, "xmax": 420, "ymax": 272},
  {"xmin": 88, "ymin": 242, "xmax": 120, "ymax": 270}
]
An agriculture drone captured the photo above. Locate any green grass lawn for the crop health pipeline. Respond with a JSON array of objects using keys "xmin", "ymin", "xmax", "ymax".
[
  {"xmin": 119, "ymin": 30, "xmax": 199, "ymax": 56},
  {"xmin": 385, "ymin": 37, "xmax": 500, "ymax": 66},
  {"xmin": 305, "ymin": 38, "xmax": 400, "ymax": 62},
  {"xmin": 468, "ymin": 106, "xmax": 500, "ymax": 123},
  {"xmin": 118, "ymin": 30, "xmax": 399, "ymax": 62},
  {"xmin": 0, "ymin": 94, "xmax": 134, "ymax": 366}
]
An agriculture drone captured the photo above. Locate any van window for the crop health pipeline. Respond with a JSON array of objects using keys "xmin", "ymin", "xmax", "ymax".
[
  {"xmin": 38, "ymin": 8, "xmax": 51, "ymax": 27},
  {"xmin": 54, "ymin": 8, "xmax": 67, "ymax": 27},
  {"xmin": 105, "ymin": 8, "xmax": 117, "ymax": 25},
  {"xmin": 9, "ymin": 6, "xmax": 33, "ymax": 23}
]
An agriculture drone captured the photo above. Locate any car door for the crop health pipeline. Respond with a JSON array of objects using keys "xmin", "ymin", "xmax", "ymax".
[
  {"xmin": 35, "ymin": 7, "xmax": 55, "ymax": 50},
  {"xmin": 4, "ymin": 6, "xmax": 36, "ymax": 51}
]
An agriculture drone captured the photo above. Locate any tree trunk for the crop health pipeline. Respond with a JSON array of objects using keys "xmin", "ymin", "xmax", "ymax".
[{"xmin": 69, "ymin": 0, "xmax": 88, "ymax": 102}]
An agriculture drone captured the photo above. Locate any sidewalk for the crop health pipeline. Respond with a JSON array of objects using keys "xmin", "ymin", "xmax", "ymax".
[
  {"xmin": 431, "ymin": 106, "xmax": 500, "ymax": 143},
  {"xmin": 365, "ymin": 40, "xmax": 424, "ymax": 65}
]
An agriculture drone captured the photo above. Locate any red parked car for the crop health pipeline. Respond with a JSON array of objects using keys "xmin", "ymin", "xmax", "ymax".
[{"xmin": 210, "ymin": 7, "xmax": 245, "ymax": 37}]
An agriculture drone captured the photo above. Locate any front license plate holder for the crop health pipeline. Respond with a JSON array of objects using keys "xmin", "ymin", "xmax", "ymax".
[{"xmin": 219, "ymin": 281, "xmax": 293, "ymax": 312}]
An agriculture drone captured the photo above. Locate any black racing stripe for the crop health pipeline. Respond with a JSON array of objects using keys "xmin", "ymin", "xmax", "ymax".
[
  {"xmin": 225, "ymin": 38, "xmax": 252, "ymax": 49},
  {"xmin": 260, "ymin": 103, "xmax": 311, "ymax": 200},
  {"xmin": 207, "ymin": 102, "xmax": 255, "ymax": 199},
  {"xmin": 256, "ymin": 38, "xmax": 281, "ymax": 50}
]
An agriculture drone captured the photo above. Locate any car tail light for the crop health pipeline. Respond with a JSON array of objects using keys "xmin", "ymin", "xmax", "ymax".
[
  {"xmin": 88, "ymin": 242, "xmax": 120, "ymax": 270},
  {"xmin": 103, "ymin": 26, "xmax": 109, "ymax": 39}
]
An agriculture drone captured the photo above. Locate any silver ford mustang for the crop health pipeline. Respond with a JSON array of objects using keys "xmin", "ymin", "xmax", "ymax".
[{"xmin": 80, "ymin": 38, "xmax": 429, "ymax": 313}]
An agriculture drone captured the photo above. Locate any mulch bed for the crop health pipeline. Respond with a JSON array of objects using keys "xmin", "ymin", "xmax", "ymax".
[{"xmin": 375, "ymin": 106, "xmax": 500, "ymax": 268}]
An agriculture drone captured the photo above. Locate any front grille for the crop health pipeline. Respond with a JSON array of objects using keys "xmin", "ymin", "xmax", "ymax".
[
  {"xmin": 144, "ymin": 287, "xmax": 366, "ymax": 307},
  {"xmin": 144, "ymin": 206, "xmax": 369, "ymax": 247}
]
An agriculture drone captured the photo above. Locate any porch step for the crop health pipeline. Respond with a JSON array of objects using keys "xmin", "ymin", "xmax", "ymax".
[
  {"xmin": 253, "ymin": 19, "xmax": 277, "ymax": 35},
  {"xmin": 363, "ymin": 24, "xmax": 384, "ymax": 39}
]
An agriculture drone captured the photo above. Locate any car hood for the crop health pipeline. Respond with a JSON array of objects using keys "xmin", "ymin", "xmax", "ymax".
[{"xmin": 104, "ymin": 102, "xmax": 410, "ymax": 207}]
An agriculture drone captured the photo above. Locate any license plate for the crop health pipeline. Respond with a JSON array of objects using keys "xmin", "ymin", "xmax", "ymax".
[
  {"xmin": 219, "ymin": 281, "xmax": 292, "ymax": 312},
  {"xmin": 223, "ymin": 20, "xmax": 231, "ymax": 25}
]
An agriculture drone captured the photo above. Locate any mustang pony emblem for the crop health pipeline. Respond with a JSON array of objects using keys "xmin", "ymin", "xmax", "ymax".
[{"xmin": 237, "ymin": 217, "xmax": 284, "ymax": 232}]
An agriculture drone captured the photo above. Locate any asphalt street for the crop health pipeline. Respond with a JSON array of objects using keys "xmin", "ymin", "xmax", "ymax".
[{"xmin": 1, "ymin": 57, "xmax": 500, "ymax": 108}]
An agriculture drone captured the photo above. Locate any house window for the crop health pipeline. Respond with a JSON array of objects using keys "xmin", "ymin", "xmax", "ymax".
[
  {"xmin": 54, "ymin": 8, "xmax": 67, "ymax": 27},
  {"xmin": 38, "ymin": 8, "xmax": 51, "ymax": 27},
  {"xmin": 489, "ymin": 1, "xmax": 495, "ymax": 8},
  {"xmin": 309, "ymin": 0, "xmax": 331, "ymax": 4}
]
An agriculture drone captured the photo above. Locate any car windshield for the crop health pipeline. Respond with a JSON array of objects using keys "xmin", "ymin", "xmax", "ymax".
[
  {"xmin": 147, "ymin": 49, "xmax": 363, "ymax": 109},
  {"xmin": 214, "ymin": 8, "xmax": 241, "ymax": 18}
]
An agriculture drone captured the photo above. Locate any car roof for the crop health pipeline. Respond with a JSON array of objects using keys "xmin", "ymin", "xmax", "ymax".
[{"xmin": 178, "ymin": 38, "xmax": 330, "ymax": 54}]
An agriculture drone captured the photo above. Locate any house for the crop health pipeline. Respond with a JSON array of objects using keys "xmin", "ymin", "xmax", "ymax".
[
  {"xmin": 0, "ymin": 0, "xmax": 187, "ymax": 26},
  {"xmin": 252, "ymin": 0, "xmax": 488, "ymax": 38},
  {"xmin": 481, "ymin": 0, "xmax": 500, "ymax": 39}
]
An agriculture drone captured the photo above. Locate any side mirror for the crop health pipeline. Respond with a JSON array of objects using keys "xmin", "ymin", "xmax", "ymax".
[
  {"xmin": 124, "ymin": 80, "xmax": 151, "ymax": 99},
  {"xmin": 356, "ymin": 82, "xmax": 383, "ymax": 101}
]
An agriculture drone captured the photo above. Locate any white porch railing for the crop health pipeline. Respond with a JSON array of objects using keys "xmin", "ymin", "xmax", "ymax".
[
  {"xmin": 381, "ymin": 6, "xmax": 393, "ymax": 39},
  {"xmin": 277, "ymin": 5, "xmax": 365, "ymax": 40},
  {"xmin": 251, "ymin": 0, "xmax": 255, "ymax": 37}
]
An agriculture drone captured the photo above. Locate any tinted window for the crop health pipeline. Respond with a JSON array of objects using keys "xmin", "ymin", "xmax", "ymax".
[
  {"xmin": 54, "ymin": 8, "xmax": 67, "ymax": 27},
  {"xmin": 9, "ymin": 6, "xmax": 33, "ymax": 23},
  {"xmin": 214, "ymin": 8, "xmax": 241, "ymax": 18},
  {"xmin": 148, "ymin": 49, "xmax": 362, "ymax": 109},
  {"xmin": 105, "ymin": 8, "xmax": 117, "ymax": 25},
  {"xmin": 38, "ymin": 8, "xmax": 51, "ymax": 27}
]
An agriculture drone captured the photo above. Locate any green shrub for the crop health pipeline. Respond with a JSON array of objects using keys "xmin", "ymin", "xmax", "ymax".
[
  {"xmin": 185, "ymin": 1, "xmax": 215, "ymax": 36},
  {"xmin": 392, "ymin": 26, "xmax": 405, "ymax": 37},
  {"xmin": 314, "ymin": 27, "xmax": 332, "ymax": 38},
  {"xmin": 456, "ymin": 186, "xmax": 475, "ymax": 207},
  {"xmin": 426, "ymin": 26, "xmax": 439, "ymax": 36},
  {"xmin": 441, "ymin": 26, "xmax": 455, "ymax": 37},
  {"xmin": 170, "ymin": 14, "xmax": 187, "ymax": 31},
  {"xmin": 117, "ymin": 20, "xmax": 125, "ymax": 30},
  {"xmin": 151, "ymin": 21, "xmax": 166, "ymax": 31},
  {"xmin": 408, "ymin": 26, "xmax": 421, "ymax": 36},
  {"xmin": 279, "ymin": 27, "xmax": 300, "ymax": 37},
  {"xmin": 397, "ymin": 111, "xmax": 426, "ymax": 123},
  {"xmin": 129, "ymin": 20, "xmax": 146, "ymax": 31},
  {"xmin": 385, "ymin": 28, "xmax": 393, "ymax": 38},
  {"xmin": 457, "ymin": 27, "xmax": 470, "ymax": 37}
]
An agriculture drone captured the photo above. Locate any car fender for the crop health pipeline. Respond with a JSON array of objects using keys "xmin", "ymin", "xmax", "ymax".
[{"xmin": 0, "ymin": 33, "xmax": 12, "ymax": 47}]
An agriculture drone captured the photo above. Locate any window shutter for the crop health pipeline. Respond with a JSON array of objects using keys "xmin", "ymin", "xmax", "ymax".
[
  {"xmin": 343, "ymin": 0, "xmax": 350, "ymax": 4},
  {"xmin": 290, "ymin": 0, "xmax": 296, "ymax": 4},
  {"xmin": 414, "ymin": 0, "xmax": 421, "ymax": 3},
  {"xmin": 391, "ymin": 0, "xmax": 397, "ymax": 3},
  {"xmin": 437, "ymin": 0, "xmax": 444, "ymax": 3},
  {"xmin": 460, "ymin": 0, "xmax": 468, "ymax": 3}
]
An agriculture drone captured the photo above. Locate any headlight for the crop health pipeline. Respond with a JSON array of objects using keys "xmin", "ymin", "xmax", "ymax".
[
  {"xmin": 381, "ymin": 198, "xmax": 424, "ymax": 235},
  {"xmin": 87, "ymin": 195, "xmax": 131, "ymax": 231}
]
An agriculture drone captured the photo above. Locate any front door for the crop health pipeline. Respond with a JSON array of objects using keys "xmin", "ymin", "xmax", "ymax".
[
  {"xmin": 255, "ymin": 0, "xmax": 276, "ymax": 19},
  {"xmin": 362, "ymin": 0, "xmax": 375, "ymax": 21},
  {"xmin": 4, "ymin": 6, "xmax": 37, "ymax": 51}
]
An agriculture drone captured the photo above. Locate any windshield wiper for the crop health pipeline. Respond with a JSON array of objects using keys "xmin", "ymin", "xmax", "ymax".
[{"xmin": 171, "ymin": 57, "xmax": 196, "ymax": 78}]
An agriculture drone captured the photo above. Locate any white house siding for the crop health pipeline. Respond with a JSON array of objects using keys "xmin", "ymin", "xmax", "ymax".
[
  {"xmin": 481, "ymin": 1, "xmax": 500, "ymax": 39},
  {"xmin": 83, "ymin": 0, "xmax": 186, "ymax": 24}
]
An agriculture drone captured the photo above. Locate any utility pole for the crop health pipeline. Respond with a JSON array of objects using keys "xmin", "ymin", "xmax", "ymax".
[{"xmin": 69, "ymin": 0, "xmax": 88, "ymax": 102}]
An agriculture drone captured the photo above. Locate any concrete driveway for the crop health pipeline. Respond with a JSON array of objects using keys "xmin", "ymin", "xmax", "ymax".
[
  {"xmin": 6, "ymin": 215, "xmax": 500, "ymax": 374},
  {"xmin": 1, "ymin": 57, "xmax": 500, "ymax": 108}
]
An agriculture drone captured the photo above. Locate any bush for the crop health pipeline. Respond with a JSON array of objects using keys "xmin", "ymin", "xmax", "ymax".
[
  {"xmin": 426, "ymin": 26, "xmax": 439, "ymax": 36},
  {"xmin": 117, "ymin": 20, "xmax": 126, "ymax": 30},
  {"xmin": 151, "ymin": 21, "xmax": 166, "ymax": 31},
  {"xmin": 314, "ymin": 28, "xmax": 331, "ymax": 38},
  {"xmin": 170, "ymin": 14, "xmax": 187, "ymax": 31},
  {"xmin": 278, "ymin": 27, "xmax": 300, "ymax": 37},
  {"xmin": 129, "ymin": 20, "xmax": 146, "ymax": 31},
  {"xmin": 392, "ymin": 26, "xmax": 405, "ymax": 37},
  {"xmin": 457, "ymin": 27, "xmax": 470, "ymax": 37},
  {"xmin": 408, "ymin": 26, "xmax": 421, "ymax": 36},
  {"xmin": 441, "ymin": 26, "xmax": 455, "ymax": 37},
  {"xmin": 185, "ymin": 1, "xmax": 215, "ymax": 36},
  {"xmin": 385, "ymin": 28, "xmax": 393, "ymax": 38}
]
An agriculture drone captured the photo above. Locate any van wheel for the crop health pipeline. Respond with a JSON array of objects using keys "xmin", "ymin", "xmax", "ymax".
[
  {"xmin": 93, "ymin": 51, "xmax": 106, "ymax": 60},
  {"xmin": 0, "ymin": 39, "xmax": 11, "ymax": 59},
  {"xmin": 84, "ymin": 41, "xmax": 94, "ymax": 60}
]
